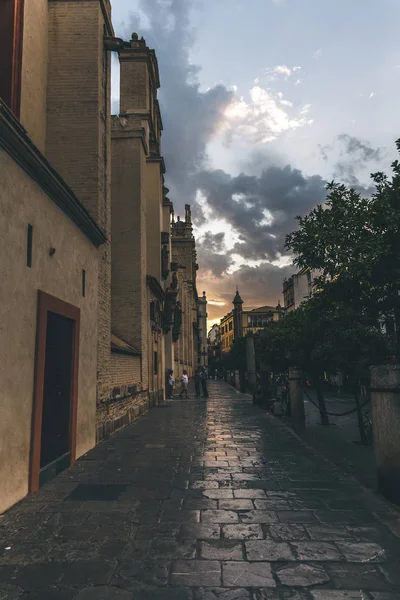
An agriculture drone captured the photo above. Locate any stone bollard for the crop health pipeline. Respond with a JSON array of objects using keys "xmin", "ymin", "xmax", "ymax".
[
  {"xmin": 246, "ymin": 335, "xmax": 257, "ymax": 393},
  {"xmin": 288, "ymin": 367, "xmax": 305, "ymax": 434},
  {"xmin": 370, "ymin": 365, "xmax": 400, "ymax": 504}
]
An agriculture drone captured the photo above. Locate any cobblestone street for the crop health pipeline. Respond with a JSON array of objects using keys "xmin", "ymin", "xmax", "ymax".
[{"xmin": 1, "ymin": 381, "xmax": 400, "ymax": 599}]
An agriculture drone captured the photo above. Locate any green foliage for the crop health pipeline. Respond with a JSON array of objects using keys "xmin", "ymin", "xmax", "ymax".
[
  {"xmin": 256, "ymin": 287, "xmax": 392, "ymax": 380},
  {"xmin": 285, "ymin": 139, "xmax": 400, "ymax": 322}
]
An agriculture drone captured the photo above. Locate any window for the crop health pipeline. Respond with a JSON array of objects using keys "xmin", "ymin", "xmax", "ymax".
[
  {"xmin": 154, "ymin": 351, "xmax": 158, "ymax": 374},
  {"xmin": 0, "ymin": 0, "xmax": 24, "ymax": 117}
]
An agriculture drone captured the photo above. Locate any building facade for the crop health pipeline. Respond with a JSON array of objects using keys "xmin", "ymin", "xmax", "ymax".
[
  {"xmin": 283, "ymin": 267, "xmax": 319, "ymax": 312},
  {"xmin": 0, "ymin": 1, "xmax": 201, "ymax": 513},
  {"xmin": 219, "ymin": 291, "xmax": 283, "ymax": 353}
]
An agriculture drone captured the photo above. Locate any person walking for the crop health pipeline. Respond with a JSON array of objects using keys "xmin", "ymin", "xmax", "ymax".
[
  {"xmin": 166, "ymin": 370, "xmax": 175, "ymax": 399},
  {"xmin": 200, "ymin": 367, "xmax": 208, "ymax": 398},
  {"xmin": 179, "ymin": 370, "xmax": 189, "ymax": 399},
  {"xmin": 194, "ymin": 368, "xmax": 201, "ymax": 397}
]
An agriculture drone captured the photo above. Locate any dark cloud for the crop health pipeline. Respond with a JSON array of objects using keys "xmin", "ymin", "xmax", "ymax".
[
  {"xmin": 195, "ymin": 164, "xmax": 326, "ymax": 262},
  {"xmin": 117, "ymin": 0, "xmax": 233, "ymax": 204}
]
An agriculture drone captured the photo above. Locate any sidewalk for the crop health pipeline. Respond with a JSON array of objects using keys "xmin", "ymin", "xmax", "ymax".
[{"xmin": 1, "ymin": 380, "xmax": 400, "ymax": 599}]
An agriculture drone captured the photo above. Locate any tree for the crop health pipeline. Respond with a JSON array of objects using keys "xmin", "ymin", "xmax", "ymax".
[
  {"xmin": 256, "ymin": 287, "xmax": 392, "ymax": 428},
  {"xmin": 285, "ymin": 140, "xmax": 400, "ymax": 357}
]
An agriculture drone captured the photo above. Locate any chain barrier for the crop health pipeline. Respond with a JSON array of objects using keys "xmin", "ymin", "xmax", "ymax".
[{"xmin": 301, "ymin": 387, "xmax": 370, "ymax": 417}]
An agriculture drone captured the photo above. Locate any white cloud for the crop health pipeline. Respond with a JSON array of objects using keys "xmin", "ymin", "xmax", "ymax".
[
  {"xmin": 313, "ymin": 48, "xmax": 323, "ymax": 60},
  {"xmin": 369, "ymin": 92, "xmax": 375, "ymax": 99},
  {"xmin": 220, "ymin": 85, "xmax": 313, "ymax": 145},
  {"xmin": 266, "ymin": 65, "xmax": 302, "ymax": 81}
]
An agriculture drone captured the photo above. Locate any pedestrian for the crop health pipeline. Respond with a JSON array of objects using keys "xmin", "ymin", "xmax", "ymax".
[
  {"xmin": 179, "ymin": 370, "xmax": 189, "ymax": 399},
  {"xmin": 200, "ymin": 367, "xmax": 208, "ymax": 398},
  {"xmin": 214, "ymin": 369, "xmax": 218, "ymax": 381},
  {"xmin": 194, "ymin": 368, "xmax": 201, "ymax": 397},
  {"xmin": 166, "ymin": 369, "xmax": 175, "ymax": 399}
]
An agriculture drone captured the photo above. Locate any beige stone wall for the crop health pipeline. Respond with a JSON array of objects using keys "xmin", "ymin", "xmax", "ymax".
[
  {"xmin": 46, "ymin": 0, "xmax": 112, "ymax": 404},
  {"xmin": 0, "ymin": 150, "xmax": 99, "ymax": 513},
  {"xmin": 111, "ymin": 119, "xmax": 149, "ymax": 390},
  {"xmin": 145, "ymin": 161, "xmax": 162, "ymax": 280},
  {"xmin": 20, "ymin": 0, "xmax": 48, "ymax": 152}
]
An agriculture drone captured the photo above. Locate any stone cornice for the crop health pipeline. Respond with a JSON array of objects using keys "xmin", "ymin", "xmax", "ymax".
[
  {"xmin": 111, "ymin": 122, "xmax": 148, "ymax": 155},
  {"xmin": 146, "ymin": 275, "xmax": 166, "ymax": 301},
  {"xmin": 0, "ymin": 100, "xmax": 107, "ymax": 248},
  {"xmin": 49, "ymin": 0, "xmax": 114, "ymax": 36},
  {"xmin": 147, "ymin": 154, "xmax": 166, "ymax": 173}
]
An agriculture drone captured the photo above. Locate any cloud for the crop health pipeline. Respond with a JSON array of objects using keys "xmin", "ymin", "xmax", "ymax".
[
  {"xmin": 313, "ymin": 48, "xmax": 323, "ymax": 60},
  {"xmin": 319, "ymin": 134, "xmax": 385, "ymax": 190},
  {"xmin": 198, "ymin": 261, "xmax": 294, "ymax": 324},
  {"xmin": 116, "ymin": 0, "xmax": 234, "ymax": 204},
  {"xmin": 221, "ymin": 86, "xmax": 313, "ymax": 145},
  {"xmin": 195, "ymin": 162, "xmax": 327, "ymax": 265}
]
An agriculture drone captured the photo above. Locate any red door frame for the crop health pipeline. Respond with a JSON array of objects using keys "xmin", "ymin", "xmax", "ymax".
[{"xmin": 29, "ymin": 290, "xmax": 80, "ymax": 494}]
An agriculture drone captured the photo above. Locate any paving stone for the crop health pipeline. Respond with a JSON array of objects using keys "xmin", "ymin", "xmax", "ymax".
[
  {"xmin": 184, "ymin": 499, "xmax": 219, "ymax": 510},
  {"xmin": 203, "ymin": 490, "xmax": 234, "ymax": 500},
  {"xmin": 179, "ymin": 524, "xmax": 221, "ymax": 540},
  {"xmin": 269, "ymin": 524, "xmax": 309, "ymax": 541},
  {"xmin": 222, "ymin": 561, "xmax": 275, "ymax": 587},
  {"xmin": 379, "ymin": 563, "xmax": 400, "ymax": 585},
  {"xmin": 222, "ymin": 524, "xmax": 264, "ymax": 540},
  {"xmin": 193, "ymin": 588, "xmax": 252, "ymax": 599},
  {"xmin": 245, "ymin": 540, "xmax": 294, "ymax": 561},
  {"xmin": 277, "ymin": 511, "xmax": 317, "ymax": 524},
  {"xmin": 2, "ymin": 381, "xmax": 400, "ymax": 599},
  {"xmin": 370, "ymin": 594, "xmax": 400, "ymax": 599},
  {"xmin": 200, "ymin": 541, "xmax": 244, "ymax": 560},
  {"xmin": 191, "ymin": 481, "xmax": 219, "ymax": 489},
  {"xmin": 310, "ymin": 592, "xmax": 369, "ymax": 600},
  {"xmin": 275, "ymin": 563, "xmax": 331, "ymax": 586},
  {"xmin": 75, "ymin": 587, "xmax": 134, "ymax": 599},
  {"xmin": 254, "ymin": 591, "xmax": 309, "ymax": 599},
  {"xmin": 0, "ymin": 583, "xmax": 23, "ymax": 600},
  {"xmin": 254, "ymin": 500, "xmax": 291, "ymax": 510},
  {"xmin": 306, "ymin": 525, "xmax": 354, "ymax": 540},
  {"xmin": 336, "ymin": 542, "xmax": 387, "ymax": 563},
  {"xmin": 128, "ymin": 586, "xmax": 193, "ymax": 599},
  {"xmin": 218, "ymin": 500, "xmax": 253, "ymax": 511},
  {"xmin": 291, "ymin": 541, "xmax": 343, "ymax": 561},
  {"xmin": 325, "ymin": 564, "xmax": 392, "ymax": 590},
  {"xmin": 171, "ymin": 560, "xmax": 221, "ymax": 586},
  {"xmin": 240, "ymin": 511, "xmax": 278, "ymax": 524},
  {"xmin": 201, "ymin": 511, "xmax": 239, "ymax": 524}
]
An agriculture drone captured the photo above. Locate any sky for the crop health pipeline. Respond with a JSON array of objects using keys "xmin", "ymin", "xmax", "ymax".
[{"xmin": 110, "ymin": 0, "xmax": 400, "ymax": 326}]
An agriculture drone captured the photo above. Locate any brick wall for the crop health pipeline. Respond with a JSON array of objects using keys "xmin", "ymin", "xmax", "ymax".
[{"xmin": 46, "ymin": 0, "xmax": 112, "ymax": 404}]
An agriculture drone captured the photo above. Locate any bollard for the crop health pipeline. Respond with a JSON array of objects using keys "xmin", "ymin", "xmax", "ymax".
[
  {"xmin": 288, "ymin": 367, "xmax": 305, "ymax": 434},
  {"xmin": 246, "ymin": 335, "xmax": 257, "ymax": 393},
  {"xmin": 370, "ymin": 365, "xmax": 400, "ymax": 505}
]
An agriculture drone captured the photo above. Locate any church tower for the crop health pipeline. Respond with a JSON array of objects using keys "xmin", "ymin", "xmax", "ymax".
[{"xmin": 232, "ymin": 289, "xmax": 244, "ymax": 340}]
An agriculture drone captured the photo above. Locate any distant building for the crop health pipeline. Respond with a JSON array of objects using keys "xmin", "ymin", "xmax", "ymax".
[
  {"xmin": 198, "ymin": 291, "xmax": 208, "ymax": 369},
  {"xmin": 283, "ymin": 267, "xmax": 320, "ymax": 312},
  {"xmin": 219, "ymin": 290, "xmax": 283, "ymax": 353}
]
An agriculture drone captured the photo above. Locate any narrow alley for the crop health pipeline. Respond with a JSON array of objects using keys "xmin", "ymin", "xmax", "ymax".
[{"xmin": 1, "ymin": 381, "xmax": 400, "ymax": 599}]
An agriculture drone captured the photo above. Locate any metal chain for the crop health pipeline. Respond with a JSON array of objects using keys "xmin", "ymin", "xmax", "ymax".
[{"xmin": 301, "ymin": 387, "xmax": 371, "ymax": 417}]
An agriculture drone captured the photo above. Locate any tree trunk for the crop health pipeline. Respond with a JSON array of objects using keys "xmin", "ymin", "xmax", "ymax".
[
  {"xmin": 354, "ymin": 385, "xmax": 367, "ymax": 445},
  {"xmin": 314, "ymin": 375, "xmax": 329, "ymax": 426}
]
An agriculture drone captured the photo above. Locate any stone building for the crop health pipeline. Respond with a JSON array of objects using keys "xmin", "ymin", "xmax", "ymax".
[
  {"xmin": 198, "ymin": 291, "xmax": 208, "ymax": 369},
  {"xmin": 219, "ymin": 290, "xmax": 283, "ymax": 353},
  {"xmin": 0, "ymin": 1, "xmax": 201, "ymax": 513},
  {"xmin": 170, "ymin": 206, "xmax": 200, "ymax": 378},
  {"xmin": 282, "ymin": 267, "xmax": 319, "ymax": 312}
]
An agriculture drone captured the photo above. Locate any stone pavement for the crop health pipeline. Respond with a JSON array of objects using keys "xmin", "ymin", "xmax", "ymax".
[{"xmin": 1, "ymin": 381, "xmax": 400, "ymax": 599}]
